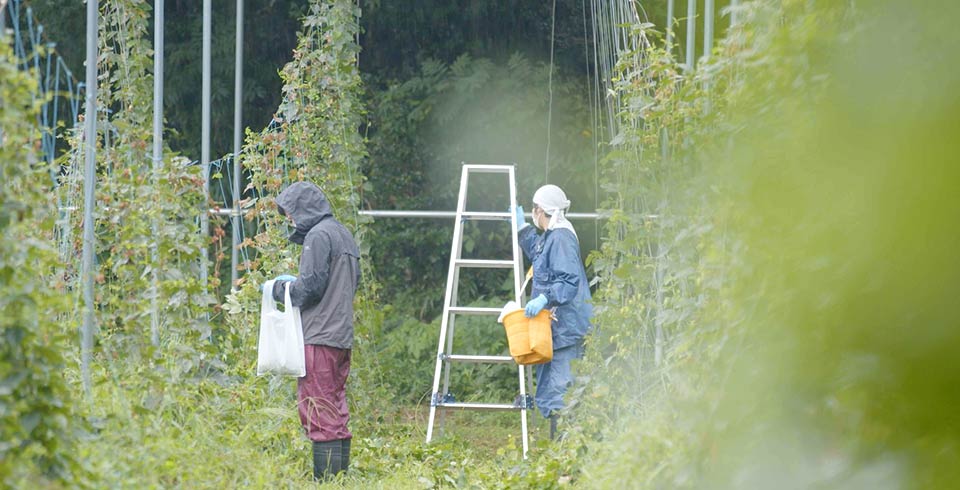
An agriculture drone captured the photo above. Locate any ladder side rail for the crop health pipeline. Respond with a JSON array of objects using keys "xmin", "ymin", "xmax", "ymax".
[
  {"xmin": 426, "ymin": 166, "xmax": 471, "ymax": 443},
  {"xmin": 508, "ymin": 165, "xmax": 530, "ymax": 458},
  {"xmin": 440, "ymin": 165, "xmax": 472, "ymax": 432},
  {"xmin": 437, "ymin": 264, "xmax": 462, "ymax": 435},
  {"xmin": 509, "ymin": 166, "xmax": 524, "ymax": 304}
]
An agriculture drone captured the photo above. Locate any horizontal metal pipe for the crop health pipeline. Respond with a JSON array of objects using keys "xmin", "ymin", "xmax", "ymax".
[
  {"xmin": 357, "ymin": 210, "xmax": 607, "ymax": 220},
  {"xmin": 62, "ymin": 207, "xmax": 657, "ymax": 220}
]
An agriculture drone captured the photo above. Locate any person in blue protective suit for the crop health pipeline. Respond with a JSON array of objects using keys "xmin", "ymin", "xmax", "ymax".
[{"xmin": 515, "ymin": 184, "xmax": 593, "ymax": 440}]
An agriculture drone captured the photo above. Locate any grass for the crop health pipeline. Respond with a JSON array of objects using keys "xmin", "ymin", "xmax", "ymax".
[{"xmin": 66, "ymin": 359, "xmax": 569, "ymax": 489}]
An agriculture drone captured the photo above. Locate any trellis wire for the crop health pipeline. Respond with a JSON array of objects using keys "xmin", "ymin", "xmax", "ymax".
[{"xmin": 3, "ymin": 0, "xmax": 85, "ymax": 171}]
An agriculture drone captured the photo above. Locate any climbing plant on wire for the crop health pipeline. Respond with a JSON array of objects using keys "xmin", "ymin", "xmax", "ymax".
[
  {"xmin": 58, "ymin": 0, "xmax": 213, "ymax": 379},
  {"xmin": 574, "ymin": 2, "xmax": 801, "ymax": 483},
  {"xmin": 222, "ymin": 0, "xmax": 380, "ymax": 383}
]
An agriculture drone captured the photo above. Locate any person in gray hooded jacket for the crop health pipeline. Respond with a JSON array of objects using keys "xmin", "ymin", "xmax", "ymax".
[{"xmin": 270, "ymin": 181, "xmax": 360, "ymax": 481}]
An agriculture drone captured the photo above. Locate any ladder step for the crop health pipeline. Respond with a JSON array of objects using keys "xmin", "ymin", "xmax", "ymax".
[
  {"xmin": 436, "ymin": 402, "xmax": 520, "ymax": 411},
  {"xmin": 455, "ymin": 259, "xmax": 515, "ymax": 269},
  {"xmin": 448, "ymin": 306, "xmax": 502, "ymax": 316},
  {"xmin": 443, "ymin": 354, "xmax": 515, "ymax": 364},
  {"xmin": 460, "ymin": 211, "xmax": 512, "ymax": 221}
]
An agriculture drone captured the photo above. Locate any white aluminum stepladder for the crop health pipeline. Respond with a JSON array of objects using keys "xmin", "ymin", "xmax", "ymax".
[{"xmin": 425, "ymin": 164, "xmax": 533, "ymax": 458}]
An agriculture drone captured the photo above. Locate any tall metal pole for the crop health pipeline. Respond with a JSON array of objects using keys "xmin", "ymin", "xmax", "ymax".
[
  {"xmin": 200, "ymin": 0, "xmax": 211, "ymax": 291},
  {"xmin": 80, "ymin": 0, "xmax": 99, "ymax": 399},
  {"xmin": 231, "ymin": 0, "xmax": 243, "ymax": 290},
  {"xmin": 150, "ymin": 0, "xmax": 164, "ymax": 346},
  {"xmin": 685, "ymin": 0, "xmax": 697, "ymax": 72},
  {"xmin": 704, "ymin": 0, "xmax": 714, "ymax": 58},
  {"xmin": 703, "ymin": 0, "xmax": 715, "ymax": 113},
  {"xmin": 665, "ymin": 0, "xmax": 675, "ymax": 53}
]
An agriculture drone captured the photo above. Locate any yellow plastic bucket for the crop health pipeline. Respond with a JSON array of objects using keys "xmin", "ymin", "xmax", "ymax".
[{"xmin": 502, "ymin": 309, "xmax": 553, "ymax": 365}]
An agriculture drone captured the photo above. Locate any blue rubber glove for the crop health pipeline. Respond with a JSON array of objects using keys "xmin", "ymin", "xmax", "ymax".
[
  {"xmin": 514, "ymin": 205, "xmax": 529, "ymax": 230},
  {"xmin": 524, "ymin": 294, "xmax": 548, "ymax": 318}
]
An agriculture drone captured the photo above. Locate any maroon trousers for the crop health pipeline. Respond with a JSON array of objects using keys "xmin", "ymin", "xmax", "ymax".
[{"xmin": 298, "ymin": 345, "xmax": 352, "ymax": 442}]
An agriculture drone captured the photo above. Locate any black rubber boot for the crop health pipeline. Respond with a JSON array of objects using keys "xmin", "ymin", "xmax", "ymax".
[
  {"xmin": 312, "ymin": 440, "xmax": 342, "ymax": 481},
  {"xmin": 341, "ymin": 438, "xmax": 351, "ymax": 473},
  {"xmin": 549, "ymin": 414, "xmax": 558, "ymax": 441}
]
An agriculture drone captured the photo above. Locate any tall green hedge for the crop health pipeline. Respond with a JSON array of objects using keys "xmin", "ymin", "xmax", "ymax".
[{"xmin": 0, "ymin": 33, "xmax": 81, "ymax": 487}]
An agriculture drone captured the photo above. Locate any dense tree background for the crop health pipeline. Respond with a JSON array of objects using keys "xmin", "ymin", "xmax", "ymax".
[
  {"xmin": 28, "ymin": 0, "xmax": 609, "ymax": 157},
  {"xmin": 25, "ymin": 0, "xmax": 657, "ymax": 318}
]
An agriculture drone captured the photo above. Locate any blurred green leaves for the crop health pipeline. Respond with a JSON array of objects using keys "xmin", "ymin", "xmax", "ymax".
[
  {"xmin": 582, "ymin": 1, "xmax": 960, "ymax": 488},
  {"xmin": 0, "ymin": 31, "xmax": 81, "ymax": 486}
]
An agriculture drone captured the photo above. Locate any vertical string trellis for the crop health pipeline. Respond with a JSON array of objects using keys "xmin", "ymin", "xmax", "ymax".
[
  {"xmin": 231, "ymin": 0, "xmax": 367, "ymax": 289},
  {"xmin": 3, "ymin": 0, "xmax": 86, "ymax": 259},
  {"xmin": 544, "ymin": 0, "xmax": 557, "ymax": 184},
  {"xmin": 586, "ymin": 0, "xmax": 728, "ymax": 410}
]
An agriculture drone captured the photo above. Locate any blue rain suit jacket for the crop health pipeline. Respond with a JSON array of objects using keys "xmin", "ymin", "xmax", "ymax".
[{"xmin": 518, "ymin": 226, "xmax": 592, "ymax": 350}]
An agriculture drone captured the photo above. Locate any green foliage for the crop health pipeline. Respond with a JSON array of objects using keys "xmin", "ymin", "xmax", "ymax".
[
  {"xmin": 360, "ymin": 0, "xmax": 594, "ymax": 78},
  {"xmin": 76, "ymin": 364, "xmax": 310, "ymax": 487},
  {"xmin": 577, "ymin": 1, "xmax": 960, "ymax": 489},
  {"xmin": 160, "ymin": 1, "xmax": 305, "ymax": 159},
  {"xmin": 0, "ymin": 34, "xmax": 81, "ymax": 487},
  {"xmin": 45, "ymin": 1, "xmax": 218, "ymax": 482},
  {"xmin": 26, "ymin": 0, "xmax": 603, "ymax": 161},
  {"xmin": 12, "ymin": 1, "xmax": 960, "ymax": 488},
  {"xmin": 26, "ymin": 0, "xmax": 307, "ymax": 161},
  {"xmin": 58, "ymin": 0, "xmax": 212, "ymax": 368},
  {"xmin": 223, "ymin": 0, "xmax": 371, "ymax": 355},
  {"xmin": 373, "ymin": 311, "xmax": 518, "ymax": 403},
  {"xmin": 76, "ymin": 366, "xmax": 563, "ymax": 489},
  {"xmin": 220, "ymin": 0, "xmax": 390, "ymax": 433}
]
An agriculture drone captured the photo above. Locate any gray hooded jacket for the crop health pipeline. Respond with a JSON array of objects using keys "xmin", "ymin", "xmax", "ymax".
[{"xmin": 271, "ymin": 182, "xmax": 360, "ymax": 349}]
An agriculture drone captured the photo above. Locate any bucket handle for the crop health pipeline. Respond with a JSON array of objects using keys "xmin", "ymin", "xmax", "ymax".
[
  {"xmin": 521, "ymin": 268, "xmax": 533, "ymax": 296},
  {"xmin": 519, "ymin": 268, "xmax": 557, "ymax": 320}
]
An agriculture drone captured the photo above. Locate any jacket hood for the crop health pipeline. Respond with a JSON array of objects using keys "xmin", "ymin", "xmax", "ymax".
[{"xmin": 276, "ymin": 182, "xmax": 333, "ymax": 244}]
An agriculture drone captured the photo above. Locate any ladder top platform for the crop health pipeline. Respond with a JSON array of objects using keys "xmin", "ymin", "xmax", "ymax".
[{"xmin": 461, "ymin": 164, "xmax": 514, "ymax": 173}]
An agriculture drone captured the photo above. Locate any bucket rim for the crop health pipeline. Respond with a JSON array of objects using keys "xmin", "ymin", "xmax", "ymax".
[{"xmin": 500, "ymin": 308, "xmax": 525, "ymax": 324}]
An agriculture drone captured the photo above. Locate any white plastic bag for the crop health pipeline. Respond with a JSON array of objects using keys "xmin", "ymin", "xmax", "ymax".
[{"xmin": 257, "ymin": 280, "xmax": 306, "ymax": 377}]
